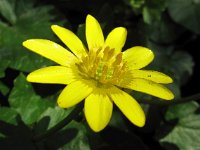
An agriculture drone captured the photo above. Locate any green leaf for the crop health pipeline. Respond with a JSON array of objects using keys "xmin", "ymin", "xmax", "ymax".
[
  {"xmin": 143, "ymin": 0, "xmax": 166, "ymax": 24},
  {"xmin": 158, "ymin": 102, "xmax": 200, "ymax": 150},
  {"xmin": 0, "ymin": 58, "xmax": 10, "ymax": 78},
  {"xmin": 0, "ymin": 0, "xmax": 17, "ymax": 24},
  {"xmin": 0, "ymin": 81, "xmax": 9, "ymax": 96},
  {"xmin": 8, "ymin": 73, "xmax": 54, "ymax": 125},
  {"xmin": 167, "ymin": 51, "xmax": 194, "ymax": 85},
  {"xmin": 146, "ymin": 15, "xmax": 184, "ymax": 44},
  {"xmin": 142, "ymin": 6, "xmax": 162, "ymax": 24},
  {"xmin": 126, "ymin": 0, "xmax": 166, "ymax": 24},
  {"xmin": 0, "ymin": 107, "xmax": 19, "ymax": 140},
  {"xmin": 34, "ymin": 106, "xmax": 72, "ymax": 134},
  {"xmin": 33, "ymin": 105, "xmax": 90, "ymax": 149},
  {"xmin": 125, "ymin": 0, "xmax": 145, "ymax": 8},
  {"xmin": 0, "ymin": 0, "xmax": 66, "ymax": 72},
  {"xmin": 0, "ymin": 107, "xmax": 18, "ymax": 125},
  {"xmin": 168, "ymin": 0, "xmax": 200, "ymax": 33}
]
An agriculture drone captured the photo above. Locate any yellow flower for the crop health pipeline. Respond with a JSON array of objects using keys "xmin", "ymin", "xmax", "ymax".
[{"xmin": 23, "ymin": 14, "xmax": 174, "ymax": 132}]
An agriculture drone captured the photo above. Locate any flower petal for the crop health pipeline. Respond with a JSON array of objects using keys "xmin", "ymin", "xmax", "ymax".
[
  {"xmin": 86, "ymin": 14, "xmax": 104, "ymax": 50},
  {"xmin": 57, "ymin": 79, "xmax": 95, "ymax": 108},
  {"xmin": 120, "ymin": 78, "xmax": 174, "ymax": 100},
  {"xmin": 109, "ymin": 86, "xmax": 145, "ymax": 127},
  {"xmin": 85, "ymin": 89, "xmax": 113, "ymax": 132},
  {"xmin": 123, "ymin": 46, "xmax": 154, "ymax": 69},
  {"xmin": 105, "ymin": 27, "xmax": 127, "ymax": 53},
  {"xmin": 27, "ymin": 66, "xmax": 80, "ymax": 84},
  {"xmin": 51, "ymin": 25, "xmax": 87, "ymax": 58},
  {"xmin": 23, "ymin": 39, "xmax": 77, "ymax": 66},
  {"xmin": 130, "ymin": 70, "xmax": 173, "ymax": 84}
]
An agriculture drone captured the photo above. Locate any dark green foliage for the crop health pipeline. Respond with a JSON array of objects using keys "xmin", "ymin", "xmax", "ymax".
[{"xmin": 0, "ymin": 0, "xmax": 199, "ymax": 149}]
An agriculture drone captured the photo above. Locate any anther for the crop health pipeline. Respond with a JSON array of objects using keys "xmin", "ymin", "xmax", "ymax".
[
  {"xmin": 102, "ymin": 47, "xmax": 110, "ymax": 61},
  {"xmin": 113, "ymin": 53, "xmax": 122, "ymax": 66}
]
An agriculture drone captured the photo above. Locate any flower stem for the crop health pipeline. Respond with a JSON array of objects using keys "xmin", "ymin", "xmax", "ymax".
[
  {"xmin": 170, "ymin": 92, "xmax": 200, "ymax": 105},
  {"xmin": 140, "ymin": 93, "xmax": 200, "ymax": 105},
  {"xmin": 32, "ymin": 102, "xmax": 84, "ymax": 142}
]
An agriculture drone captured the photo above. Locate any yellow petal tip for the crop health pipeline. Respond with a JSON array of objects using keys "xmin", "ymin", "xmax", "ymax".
[
  {"xmin": 132, "ymin": 113, "xmax": 146, "ymax": 128},
  {"xmin": 86, "ymin": 14, "xmax": 93, "ymax": 19},
  {"xmin": 26, "ymin": 74, "xmax": 31, "ymax": 82},
  {"xmin": 51, "ymin": 25, "xmax": 59, "ymax": 31},
  {"xmin": 162, "ymin": 91, "xmax": 175, "ymax": 100},
  {"xmin": 86, "ymin": 14, "xmax": 97, "ymax": 23},
  {"xmin": 26, "ymin": 72, "xmax": 38, "ymax": 83},
  {"xmin": 163, "ymin": 74, "xmax": 174, "ymax": 84},
  {"xmin": 22, "ymin": 40, "xmax": 32, "ymax": 47},
  {"xmin": 23, "ymin": 39, "xmax": 39, "ymax": 48},
  {"xmin": 168, "ymin": 77, "xmax": 173, "ymax": 83},
  {"xmin": 57, "ymin": 98, "xmax": 67, "ymax": 108},
  {"xmin": 26, "ymin": 72, "xmax": 39, "ymax": 83},
  {"xmin": 22, "ymin": 40, "xmax": 27, "ymax": 45},
  {"xmin": 137, "ymin": 119, "xmax": 145, "ymax": 127},
  {"xmin": 167, "ymin": 93, "xmax": 175, "ymax": 100},
  {"xmin": 91, "ymin": 128, "xmax": 103, "ymax": 132},
  {"xmin": 118, "ymin": 27, "xmax": 127, "ymax": 33},
  {"xmin": 88, "ymin": 121, "xmax": 108, "ymax": 132}
]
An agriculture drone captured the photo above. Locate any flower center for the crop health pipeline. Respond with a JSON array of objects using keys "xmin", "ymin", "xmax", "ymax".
[{"xmin": 76, "ymin": 47, "xmax": 127, "ymax": 85}]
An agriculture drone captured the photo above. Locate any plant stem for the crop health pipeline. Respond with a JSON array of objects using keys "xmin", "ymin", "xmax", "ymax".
[
  {"xmin": 170, "ymin": 92, "xmax": 200, "ymax": 105},
  {"xmin": 140, "ymin": 92, "xmax": 200, "ymax": 105},
  {"xmin": 32, "ymin": 102, "xmax": 84, "ymax": 142}
]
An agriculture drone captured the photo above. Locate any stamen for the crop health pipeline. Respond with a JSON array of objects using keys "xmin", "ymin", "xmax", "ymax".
[
  {"xmin": 107, "ymin": 48, "xmax": 115, "ymax": 60},
  {"xmin": 102, "ymin": 47, "xmax": 109, "ymax": 61},
  {"xmin": 113, "ymin": 53, "xmax": 122, "ymax": 66},
  {"xmin": 95, "ymin": 47, "xmax": 102, "ymax": 56},
  {"xmin": 76, "ymin": 47, "xmax": 127, "ymax": 85},
  {"xmin": 112, "ymin": 65, "xmax": 121, "ymax": 80},
  {"xmin": 91, "ymin": 56, "xmax": 100, "ymax": 77},
  {"xmin": 100, "ymin": 64, "xmax": 108, "ymax": 83}
]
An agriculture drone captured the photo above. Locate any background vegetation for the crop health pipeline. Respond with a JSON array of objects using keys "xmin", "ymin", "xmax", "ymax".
[{"xmin": 0, "ymin": 0, "xmax": 200, "ymax": 149}]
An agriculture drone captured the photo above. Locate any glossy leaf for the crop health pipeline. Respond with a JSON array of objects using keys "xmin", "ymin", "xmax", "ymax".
[
  {"xmin": 168, "ymin": 0, "xmax": 200, "ymax": 33},
  {"xmin": 0, "ymin": 0, "xmax": 66, "ymax": 72},
  {"xmin": 0, "ymin": 0, "xmax": 16, "ymax": 24},
  {"xmin": 0, "ymin": 107, "xmax": 18, "ymax": 125},
  {"xmin": 8, "ymin": 73, "xmax": 54, "ymax": 125},
  {"xmin": 158, "ymin": 102, "xmax": 200, "ymax": 150},
  {"xmin": 0, "ymin": 81, "xmax": 9, "ymax": 96}
]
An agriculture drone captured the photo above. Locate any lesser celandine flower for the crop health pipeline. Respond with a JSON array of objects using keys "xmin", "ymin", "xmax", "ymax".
[{"xmin": 23, "ymin": 14, "xmax": 174, "ymax": 132}]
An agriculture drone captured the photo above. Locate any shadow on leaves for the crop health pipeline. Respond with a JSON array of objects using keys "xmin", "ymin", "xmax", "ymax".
[
  {"xmin": 33, "ymin": 116, "xmax": 50, "ymax": 135},
  {"xmin": 156, "ymin": 118, "xmax": 178, "ymax": 139},
  {"xmin": 43, "ymin": 128, "xmax": 78, "ymax": 150},
  {"xmin": 161, "ymin": 142, "xmax": 180, "ymax": 150},
  {"xmin": 195, "ymin": 107, "xmax": 200, "ymax": 115},
  {"xmin": 0, "ymin": 115, "xmax": 35, "ymax": 150}
]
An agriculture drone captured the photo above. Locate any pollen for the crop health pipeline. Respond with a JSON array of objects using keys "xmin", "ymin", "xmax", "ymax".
[{"xmin": 77, "ymin": 47, "xmax": 127, "ymax": 85}]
